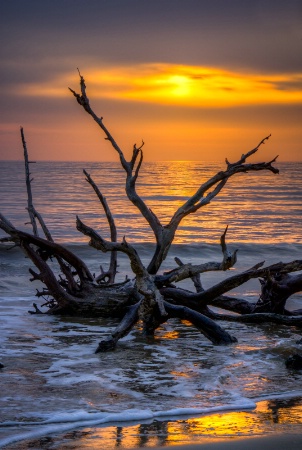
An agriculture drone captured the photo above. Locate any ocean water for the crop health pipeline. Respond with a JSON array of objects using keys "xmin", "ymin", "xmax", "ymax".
[{"xmin": 0, "ymin": 160, "xmax": 302, "ymax": 448}]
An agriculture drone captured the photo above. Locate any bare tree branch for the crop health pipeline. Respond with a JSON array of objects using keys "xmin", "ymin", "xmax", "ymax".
[
  {"xmin": 22, "ymin": 128, "xmax": 81, "ymax": 293},
  {"xmin": 21, "ymin": 126, "xmax": 38, "ymax": 236},
  {"xmin": 0, "ymin": 214, "xmax": 94, "ymax": 283},
  {"xmin": 95, "ymin": 302, "xmax": 140, "ymax": 352},
  {"xmin": 169, "ymin": 134, "xmax": 278, "ymax": 230},
  {"xmin": 161, "ymin": 260, "xmax": 302, "ymax": 305},
  {"xmin": 83, "ymin": 169, "xmax": 117, "ymax": 284},
  {"xmin": 23, "ymin": 241, "xmax": 78, "ymax": 310},
  {"xmin": 21, "ymin": 127, "xmax": 54, "ymax": 241},
  {"xmin": 69, "ymin": 73, "xmax": 279, "ymax": 275},
  {"xmin": 76, "ymin": 216, "xmax": 167, "ymax": 318},
  {"xmin": 174, "ymin": 256, "xmax": 204, "ymax": 292},
  {"xmin": 217, "ymin": 312, "xmax": 302, "ymax": 327},
  {"xmin": 155, "ymin": 227, "xmax": 237, "ymax": 287},
  {"xmin": 226, "ymin": 134, "xmax": 272, "ymax": 166},
  {"xmin": 69, "ymin": 72, "xmax": 163, "ymax": 243}
]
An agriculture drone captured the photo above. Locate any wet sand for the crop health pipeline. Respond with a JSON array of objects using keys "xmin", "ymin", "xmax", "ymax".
[
  {"xmin": 148, "ymin": 434, "xmax": 302, "ymax": 450},
  {"xmin": 3, "ymin": 400, "xmax": 302, "ymax": 450}
]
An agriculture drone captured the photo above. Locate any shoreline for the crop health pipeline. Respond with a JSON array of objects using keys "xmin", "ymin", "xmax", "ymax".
[
  {"xmin": 2, "ymin": 426, "xmax": 302, "ymax": 450},
  {"xmin": 2, "ymin": 396, "xmax": 302, "ymax": 449}
]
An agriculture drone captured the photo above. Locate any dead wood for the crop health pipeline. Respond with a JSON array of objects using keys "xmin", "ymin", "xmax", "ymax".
[
  {"xmin": 155, "ymin": 226, "xmax": 237, "ymax": 288},
  {"xmin": 160, "ymin": 260, "xmax": 302, "ymax": 306},
  {"xmin": 83, "ymin": 169, "xmax": 118, "ymax": 284},
  {"xmin": 76, "ymin": 216, "xmax": 168, "ymax": 325},
  {"xmin": 21, "ymin": 127, "xmax": 38, "ymax": 236},
  {"xmin": 253, "ymin": 272, "xmax": 302, "ymax": 314},
  {"xmin": 70, "ymin": 72, "xmax": 279, "ymax": 275},
  {"xmin": 163, "ymin": 301, "xmax": 237, "ymax": 345},
  {"xmin": 95, "ymin": 302, "xmax": 140, "ymax": 352},
  {"xmin": 215, "ymin": 312, "xmax": 302, "ymax": 327},
  {"xmin": 1, "ymin": 73, "xmax": 302, "ymax": 353}
]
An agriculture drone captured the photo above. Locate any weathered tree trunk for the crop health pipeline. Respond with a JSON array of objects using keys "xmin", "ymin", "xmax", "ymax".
[{"xmin": 253, "ymin": 272, "xmax": 302, "ymax": 314}]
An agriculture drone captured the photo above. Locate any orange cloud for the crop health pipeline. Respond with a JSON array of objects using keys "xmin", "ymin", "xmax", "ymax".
[{"xmin": 17, "ymin": 63, "xmax": 302, "ymax": 108}]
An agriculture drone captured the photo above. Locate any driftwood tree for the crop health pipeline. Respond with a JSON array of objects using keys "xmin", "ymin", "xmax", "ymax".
[{"xmin": 1, "ymin": 73, "xmax": 302, "ymax": 353}]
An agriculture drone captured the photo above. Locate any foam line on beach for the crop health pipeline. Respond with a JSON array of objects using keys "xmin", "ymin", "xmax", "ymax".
[
  {"xmin": 2, "ymin": 388, "xmax": 302, "ymax": 447},
  {"xmin": 0, "ymin": 400, "xmax": 256, "ymax": 448}
]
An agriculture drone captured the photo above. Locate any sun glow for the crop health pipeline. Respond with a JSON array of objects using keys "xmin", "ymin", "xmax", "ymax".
[
  {"xmin": 69, "ymin": 400, "xmax": 302, "ymax": 448},
  {"xmin": 7, "ymin": 63, "xmax": 301, "ymax": 162},
  {"xmin": 17, "ymin": 63, "xmax": 302, "ymax": 108}
]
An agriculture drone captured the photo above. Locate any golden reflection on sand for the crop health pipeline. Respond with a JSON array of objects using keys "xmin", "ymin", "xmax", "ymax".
[
  {"xmin": 27, "ymin": 398, "xmax": 300, "ymax": 449},
  {"xmin": 156, "ymin": 330, "xmax": 180, "ymax": 340}
]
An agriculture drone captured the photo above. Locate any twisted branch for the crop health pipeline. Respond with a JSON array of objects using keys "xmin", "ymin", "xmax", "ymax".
[
  {"xmin": 69, "ymin": 72, "xmax": 162, "ymax": 239},
  {"xmin": 155, "ymin": 226, "xmax": 237, "ymax": 287},
  {"xmin": 161, "ymin": 260, "xmax": 302, "ymax": 305}
]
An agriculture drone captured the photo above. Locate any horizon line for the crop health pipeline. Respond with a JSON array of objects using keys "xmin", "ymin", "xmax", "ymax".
[{"xmin": 0, "ymin": 159, "xmax": 300, "ymax": 163}]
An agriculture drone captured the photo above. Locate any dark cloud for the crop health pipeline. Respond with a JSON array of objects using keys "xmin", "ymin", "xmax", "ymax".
[
  {"xmin": 0, "ymin": 0, "xmax": 301, "ymax": 73},
  {"xmin": 274, "ymin": 79, "xmax": 302, "ymax": 91}
]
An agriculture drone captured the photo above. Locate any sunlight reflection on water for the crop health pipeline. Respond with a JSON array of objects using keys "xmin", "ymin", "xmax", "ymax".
[{"xmin": 1, "ymin": 160, "xmax": 301, "ymax": 244}]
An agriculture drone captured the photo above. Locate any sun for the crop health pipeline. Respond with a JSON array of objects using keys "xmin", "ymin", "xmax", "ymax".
[
  {"xmin": 20, "ymin": 63, "xmax": 302, "ymax": 109},
  {"xmin": 167, "ymin": 74, "xmax": 191, "ymax": 97}
]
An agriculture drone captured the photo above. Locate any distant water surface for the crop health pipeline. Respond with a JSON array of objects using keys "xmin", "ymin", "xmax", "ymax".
[{"xmin": 0, "ymin": 160, "xmax": 301, "ymax": 244}]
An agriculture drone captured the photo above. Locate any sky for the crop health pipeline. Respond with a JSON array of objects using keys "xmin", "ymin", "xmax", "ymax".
[{"xmin": 0, "ymin": 0, "xmax": 302, "ymax": 162}]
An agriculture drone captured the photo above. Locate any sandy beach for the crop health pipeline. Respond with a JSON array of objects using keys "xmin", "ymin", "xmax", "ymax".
[
  {"xmin": 3, "ymin": 428, "xmax": 302, "ymax": 450},
  {"xmin": 147, "ymin": 434, "xmax": 302, "ymax": 450}
]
